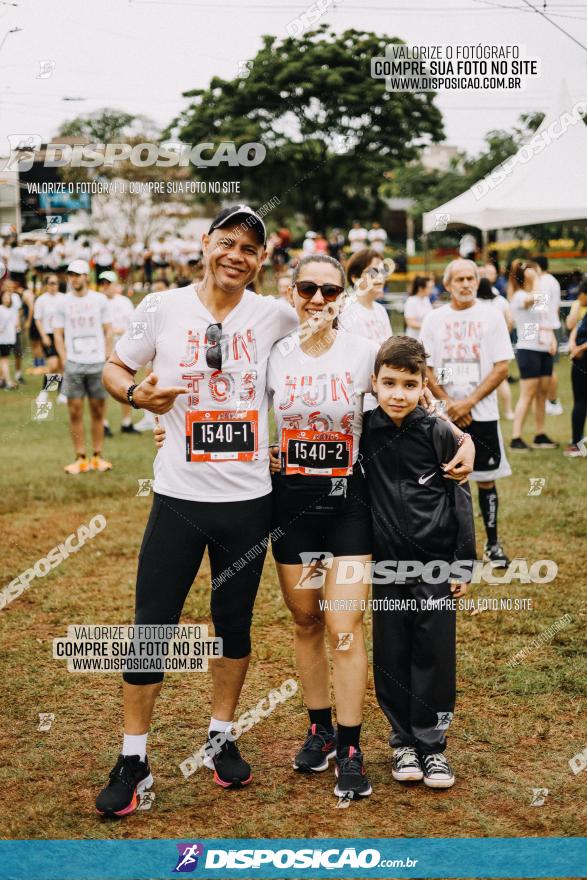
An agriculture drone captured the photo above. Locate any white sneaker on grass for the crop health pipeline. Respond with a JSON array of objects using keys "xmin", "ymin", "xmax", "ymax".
[{"xmin": 422, "ymin": 752, "xmax": 455, "ymax": 789}]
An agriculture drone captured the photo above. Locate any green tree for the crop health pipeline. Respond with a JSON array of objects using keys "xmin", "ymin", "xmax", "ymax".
[{"xmin": 167, "ymin": 26, "xmax": 445, "ymax": 229}]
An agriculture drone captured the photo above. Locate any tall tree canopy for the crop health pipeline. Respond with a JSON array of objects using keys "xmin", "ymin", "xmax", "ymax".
[{"xmin": 168, "ymin": 26, "xmax": 445, "ymax": 229}]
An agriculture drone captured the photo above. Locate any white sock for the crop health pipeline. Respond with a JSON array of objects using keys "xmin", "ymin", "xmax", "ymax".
[
  {"xmin": 122, "ymin": 733, "xmax": 148, "ymax": 761},
  {"xmin": 209, "ymin": 717, "xmax": 233, "ymax": 735},
  {"xmin": 121, "ymin": 417, "xmax": 131, "ymax": 427}
]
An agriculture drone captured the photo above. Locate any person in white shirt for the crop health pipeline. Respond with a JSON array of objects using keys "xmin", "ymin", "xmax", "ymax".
[
  {"xmin": 5, "ymin": 280, "xmax": 24, "ymax": 383},
  {"xmin": 477, "ymin": 275, "xmax": 514, "ymax": 420},
  {"xmin": 339, "ymin": 249, "xmax": 392, "ymax": 344},
  {"xmin": 0, "ymin": 287, "xmax": 17, "ymax": 388},
  {"xmin": 97, "ymin": 205, "xmax": 298, "ymax": 816},
  {"xmin": 404, "ymin": 276, "xmax": 433, "ymax": 338},
  {"xmin": 509, "ymin": 260, "xmax": 558, "ymax": 451},
  {"xmin": 34, "ymin": 274, "xmax": 64, "ymax": 403},
  {"xmin": 458, "ymin": 233, "xmax": 477, "ymax": 260},
  {"xmin": 421, "ymin": 258, "xmax": 514, "ymax": 566},
  {"xmin": 53, "ymin": 259, "xmax": 113, "ymax": 474},
  {"xmin": 367, "ymin": 221, "xmax": 387, "ymax": 254},
  {"xmin": 99, "ymin": 271, "xmax": 138, "ymax": 435},
  {"xmin": 92, "ymin": 240, "xmax": 114, "ymax": 282},
  {"xmin": 348, "ymin": 221, "xmax": 368, "ymax": 254},
  {"xmin": 7, "ymin": 243, "xmax": 29, "ymax": 284},
  {"xmin": 534, "ymin": 255, "xmax": 563, "ymax": 416},
  {"xmin": 302, "ymin": 231, "xmax": 317, "ymax": 255}
]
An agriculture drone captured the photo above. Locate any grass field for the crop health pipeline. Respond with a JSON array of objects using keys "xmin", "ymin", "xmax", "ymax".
[{"xmin": 1, "ymin": 328, "xmax": 586, "ymax": 848}]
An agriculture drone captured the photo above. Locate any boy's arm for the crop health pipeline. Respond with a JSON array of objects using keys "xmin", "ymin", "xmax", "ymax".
[{"xmin": 432, "ymin": 418, "xmax": 477, "ymax": 576}]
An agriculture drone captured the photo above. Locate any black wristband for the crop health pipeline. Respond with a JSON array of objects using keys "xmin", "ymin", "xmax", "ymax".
[{"xmin": 127, "ymin": 383, "xmax": 141, "ymax": 410}]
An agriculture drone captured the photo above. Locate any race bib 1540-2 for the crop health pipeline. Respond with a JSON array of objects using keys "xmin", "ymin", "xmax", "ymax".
[{"xmin": 281, "ymin": 428, "xmax": 352, "ymax": 477}]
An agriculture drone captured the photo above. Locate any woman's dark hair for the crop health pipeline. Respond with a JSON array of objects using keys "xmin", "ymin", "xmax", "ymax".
[
  {"xmin": 292, "ymin": 253, "xmax": 345, "ymax": 287},
  {"xmin": 345, "ymin": 248, "xmax": 381, "ymax": 285},
  {"xmin": 476, "ymin": 278, "xmax": 495, "ymax": 300},
  {"xmin": 410, "ymin": 275, "xmax": 430, "ymax": 296},
  {"xmin": 578, "ymin": 277, "xmax": 587, "ymax": 297}
]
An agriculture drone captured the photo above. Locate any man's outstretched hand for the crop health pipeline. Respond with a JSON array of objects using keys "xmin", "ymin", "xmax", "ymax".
[{"xmin": 133, "ymin": 372, "xmax": 187, "ymax": 414}]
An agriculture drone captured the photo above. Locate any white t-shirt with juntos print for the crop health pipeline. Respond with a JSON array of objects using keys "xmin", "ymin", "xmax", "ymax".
[
  {"xmin": 267, "ymin": 329, "xmax": 378, "ymax": 466},
  {"xmin": 116, "ymin": 285, "xmax": 298, "ymax": 502},
  {"xmin": 420, "ymin": 300, "xmax": 513, "ymax": 422},
  {"xmin": 339, "ymin": 300, "xmax": 392, "ymax": 344}
]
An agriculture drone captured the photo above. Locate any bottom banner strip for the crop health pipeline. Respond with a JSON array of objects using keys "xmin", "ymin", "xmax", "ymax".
[{"xmin": 0, "ymin": 837, "xmax": 585, "ymax": 879}]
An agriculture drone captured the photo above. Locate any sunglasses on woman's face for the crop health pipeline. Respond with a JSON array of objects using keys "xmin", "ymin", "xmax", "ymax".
[
  {"xmin": 205, "ymin": 322, "xmax": 223, "ymax": 370},
  {"xmin": 294, "ymin": 281, "xmax": 344, "ymax": 302}
]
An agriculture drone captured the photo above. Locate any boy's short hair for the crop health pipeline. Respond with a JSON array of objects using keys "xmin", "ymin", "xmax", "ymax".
[{"xmin": 374, "ymin": 335, "xmax": 428, "ymax": 379}]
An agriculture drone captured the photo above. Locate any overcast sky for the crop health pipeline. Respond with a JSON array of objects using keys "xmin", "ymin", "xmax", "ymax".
[{"xmin": 0, "ymin": 0, "xmax": 585, "ymax": 156}]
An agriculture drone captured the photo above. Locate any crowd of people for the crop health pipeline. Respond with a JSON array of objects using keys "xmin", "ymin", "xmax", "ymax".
[{"xmin": 1, "ymin": 206, "xmax": 586, "ymax": 814}]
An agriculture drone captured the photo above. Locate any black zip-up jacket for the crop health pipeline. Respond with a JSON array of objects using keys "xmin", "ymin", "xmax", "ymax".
[{"xmin": 359, "ymin": 405, "xmax": 476, "ymax": 572}]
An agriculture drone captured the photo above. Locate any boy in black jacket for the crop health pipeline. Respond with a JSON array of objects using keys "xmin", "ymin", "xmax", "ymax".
[{"xmin": 360, "ymin": 336, "xmax": 476, "ymax": 789}]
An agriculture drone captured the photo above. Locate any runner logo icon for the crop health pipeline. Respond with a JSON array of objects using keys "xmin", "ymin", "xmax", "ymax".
[{"xmin": 174, "ymin": 843, "xmax": 204, "ymax": 873}]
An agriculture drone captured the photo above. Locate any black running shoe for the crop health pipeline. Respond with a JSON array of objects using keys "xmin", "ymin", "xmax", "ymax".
[
  {"xmin": 203, "ymin": 733, "xmax": 252, "ymax": 788},
  {"xmin": 391, "ymin": 746, "xmax": 424, "ymax": 782},
  {"xmin": 103, "ymin": 424, "xmax": 114, "ymax": 438},
  {"xmin": 293, "ymin": 723, "xmax": 336, "ymax": 773},
  {"xmin": 510, "ymin": 437, "xmax": 531, "ymax": 452},
  {"xmin": 483, "ymin": 541, "xmax": 510, "ymax": 566},
  {"xmin": 121, "ymin": 424, "xmax": 141, "ymax": 434},
  {"xmin": 95, "ymin": 753, "xmax": 153, "ymax": 817},
  {"xmin": 422, "ymin": 752, "xmax": 455, "ymax": 789},
  {"xmin": 532, "ymin": 434, "xmax": 559, "ymax": 449},
  {"xmin": 333, "ymin": 746, "xmax": 372, "ymax": 798}
]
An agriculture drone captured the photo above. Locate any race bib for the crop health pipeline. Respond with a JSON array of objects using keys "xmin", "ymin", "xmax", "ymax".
[
  {"xmin": 186, "ymin": 409, "xmax": 259, "ymax": 462},
  {"xmin": 72, "ymin": 335, "xmax": 98, "ymax": 355},
  {"xmin": 444, "ymin": 361, "xmax": 481, "ymax": 386},
  {"xmin": 281, "ymin": 429, "xmax": 353, "ymax": 477}
]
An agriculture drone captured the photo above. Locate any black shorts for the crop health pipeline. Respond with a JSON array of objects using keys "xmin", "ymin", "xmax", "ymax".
[
  {"xmin": 516, "ymin": 348, "xmax": 554, "ymax": 379},
  {"xmin": 271, "ymin": 469, "xmax": 372, "ymax": 564},
  {"xmin": 13, "ymin": 332, "xmax": 22, "ymax": 358},
  {"xmin": 29, "ymin": 321, "xmax": 41, "ymax": 342},
  {"xmin": 42, "ymin": 334, "xmax": 57, "ymax": 358},
  {"xmin": 0, "ymin": 344, "xmax": 13, "ymax": 357},
  {"xmin": 468, "ymin": 419, "xmax": 501, "ymax": 473}
]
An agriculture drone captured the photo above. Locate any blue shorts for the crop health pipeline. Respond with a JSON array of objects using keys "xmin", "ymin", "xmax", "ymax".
[{"xmin": 516, "ymin": 349, "xmax": 553, "ymax": 379}]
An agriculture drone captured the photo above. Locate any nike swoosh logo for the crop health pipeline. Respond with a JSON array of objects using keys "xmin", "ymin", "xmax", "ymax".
[{"xmin": 418, "ymin": 471, "xmax": 436, "ymax": 485}]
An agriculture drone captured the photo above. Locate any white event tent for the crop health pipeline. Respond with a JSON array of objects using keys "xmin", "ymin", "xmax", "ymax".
[{"xmin": 423, "ymin": 82, "xmax": 587, "ymax": 234}]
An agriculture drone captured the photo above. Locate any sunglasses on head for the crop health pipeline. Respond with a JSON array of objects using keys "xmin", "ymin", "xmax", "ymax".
[
  {"xmin": 205, "ymin": 322, "xmax": 223, "ymax": 371},
  {"xmin": 294, "ymin": 280, "xmax": 344, "ymax": 302}
]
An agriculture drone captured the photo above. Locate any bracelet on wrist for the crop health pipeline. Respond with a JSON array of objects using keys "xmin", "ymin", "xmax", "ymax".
[
  {"xmin": 127, "ymin": 383, "xmax": 141, "ymax": 410},
  {"xmin": 457, "ymin": 432, "xmax": 471, "ymax": 447}
]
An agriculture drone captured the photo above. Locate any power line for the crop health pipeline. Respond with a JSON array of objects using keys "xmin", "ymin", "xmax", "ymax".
[{"xmin": 516, "ymin": 0, "xmax": 587, "ymax": 53}]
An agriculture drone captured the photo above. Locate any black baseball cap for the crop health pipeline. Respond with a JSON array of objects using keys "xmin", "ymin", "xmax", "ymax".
[{"xmin": 208, "ymin": 205, "xmax": 266, "ymax": 246}]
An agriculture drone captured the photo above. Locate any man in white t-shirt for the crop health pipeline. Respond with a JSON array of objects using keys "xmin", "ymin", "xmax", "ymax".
[
  {"xmin": 420, "ymin": 259, "xmax": 514, "ymax": 566},
  {"xmin": 348, "ymin": 221, "xmax": 368, "ymax": 253},
  {"xmin": 97, "ymin": 205, "xmax": 298, "ymax": 817},
  {"xmin": 534, "ymin": 256, "xmax": 563, "ymax": 415},
  {"xmin": 368, "ymin": 221, "xmax": 387, "ymax": 254},
  {"xmin": 99, "ymin": 271, "xmax": 138, "ymax": 435},
  {"xmin": 53, "ymin": 259, "xmax": 113, "ymax": 474}
]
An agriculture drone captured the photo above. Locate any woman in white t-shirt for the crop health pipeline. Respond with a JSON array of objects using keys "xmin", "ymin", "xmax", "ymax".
[
  {"xmin": 0, "ymin": 287, "xmax": 17, "ymax": 388},
  {"xmin": 339, "ymin": 248, "xmax": 392, "ymax": 344},
  {"xmin": 267, "ymin": 253, "xmax": 376, "ymax": 800},
  {"xmin": 477, "ymin": 277, "xmax": 514, "ymax": 420},
  {"xmin": 404, "ymin": 276, "xmax": 433, "ymax": 338},
  {"xmin": 509, "ymin": 260, "xmax": 558, "ymax": 451}
]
